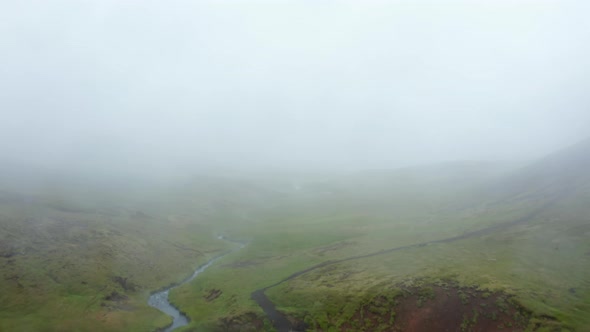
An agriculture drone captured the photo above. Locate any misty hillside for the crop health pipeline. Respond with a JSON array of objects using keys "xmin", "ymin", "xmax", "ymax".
[
  {"xmin": 1, "ymin": 140, "xmax": 590, "ymax": 331},
  {"xmin": 483, "ymin": 137, "xmax": 590, "ymax": 207},
  {"xmin": 2, "ymin": 1, "xmax": 590, "ymax": 331},
  {"xmin": 511, "ymin": 137, "xmax": 590, "ymax": 190}
]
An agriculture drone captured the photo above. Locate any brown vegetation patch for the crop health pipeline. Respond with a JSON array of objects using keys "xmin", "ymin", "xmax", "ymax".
[
  {"xmin": 102, "ymin": 291, "xmax": 135, "ymax": 311},
  {"xmin": 0, "ymin": 245, "xmax": 20, "ymax": 258},
  {"xmin": 313, "ymin": 241, "xmax": 356, "ymax": 256},
  {"xmin": 222, "ymin": 259, "xmax": 262, "ymax": 268},
  {"xmin": 218, "ymin": 312, "xmax": 265, "ymax": 332},
  {"xmin": 343, "ymin": 283, "xmax": 531, "ymax": 332},
  {"xmin": 111, "ymin": 276, "xmax": 137, "ymax": 292}
]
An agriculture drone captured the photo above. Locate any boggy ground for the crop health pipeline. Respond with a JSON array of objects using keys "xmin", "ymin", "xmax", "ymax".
[{"xmin": 340, "ymin": 283, "xmax": 531, "ymax": 332}]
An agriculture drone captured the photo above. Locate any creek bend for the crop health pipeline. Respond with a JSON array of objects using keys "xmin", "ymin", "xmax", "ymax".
[{"xmin": 148, "ymin": 236, "xmax": 243, "ymax": 332}]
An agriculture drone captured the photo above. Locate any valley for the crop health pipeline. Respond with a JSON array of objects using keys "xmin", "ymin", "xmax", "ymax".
[{"xmin": 1, "ymin": 140, "xmax": 590, "ymax": 331}]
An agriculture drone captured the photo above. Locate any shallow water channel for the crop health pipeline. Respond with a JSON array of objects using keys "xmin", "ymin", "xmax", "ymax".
[{"xmin": 148, "ymin": 237, "xmax": 241, "ymax": 332}]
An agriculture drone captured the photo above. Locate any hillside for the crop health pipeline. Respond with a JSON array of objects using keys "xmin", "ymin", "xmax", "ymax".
[
  {"xmin": 0, "ymin": 174, "xmax": 277, "ymax": 331},
  {"xmin": 487, "ymin": 138, "xmax": 590, "ymax": 204},
  {"xmin": 169, "ymin": 140, "xmax": 590, "ymax": 331},
  {"xmin": 1, "ymin": 140, "xmax": 589, "ymax": 331}
]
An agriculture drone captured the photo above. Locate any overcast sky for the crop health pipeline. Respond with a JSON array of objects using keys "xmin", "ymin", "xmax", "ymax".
[{"xmin": 1, "ymin": 0, "xmax": 589, "ymax": 175}]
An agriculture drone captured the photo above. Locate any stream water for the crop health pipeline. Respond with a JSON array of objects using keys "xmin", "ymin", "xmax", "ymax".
[{"xmin": 148, "ymin": 237, "xmax": 241, "ymax": 332}]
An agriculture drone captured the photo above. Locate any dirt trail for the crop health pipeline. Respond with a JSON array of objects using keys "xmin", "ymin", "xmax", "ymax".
[{"xmin": 250, "ymin": 197, "xmax": 560, "ymax": 332}]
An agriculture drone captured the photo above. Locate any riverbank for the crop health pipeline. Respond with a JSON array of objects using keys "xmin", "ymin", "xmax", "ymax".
[{"xmin": 149, "ymin": 237, "xmax": 245, "ymax": 332}]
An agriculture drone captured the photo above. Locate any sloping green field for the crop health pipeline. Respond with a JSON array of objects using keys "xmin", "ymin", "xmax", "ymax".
[{"xmin": 2, "ymin": 141, "xmax": 590, "ymax": 331}]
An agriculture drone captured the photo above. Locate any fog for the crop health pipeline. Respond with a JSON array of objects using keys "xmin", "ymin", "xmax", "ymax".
[{"xmin": 1, "ymin": 0, "xmax": 589, "ymax": 178}]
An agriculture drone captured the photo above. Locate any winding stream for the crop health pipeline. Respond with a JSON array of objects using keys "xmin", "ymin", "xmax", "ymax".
[
  {"xmin": 146, "ymin": 195, "xmax": 560, "ymax": 332},
  {"xmin": 148, "ymin": 236, "xmax": 242, "ymax": 332}
]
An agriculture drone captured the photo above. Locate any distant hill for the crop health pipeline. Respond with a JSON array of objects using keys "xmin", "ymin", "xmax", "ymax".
[{"xmin": 485, "ymin": 137, "xmax": 590, "ymax": 206}]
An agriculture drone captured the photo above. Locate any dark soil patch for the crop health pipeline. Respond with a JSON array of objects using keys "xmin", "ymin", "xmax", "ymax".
[
  {"xmin": 104, "ymin": 291, "xmax": 128, "ymax": 302},
  {"xmin": 204, "ymin": 288, "xmax": 222, "ymax": 302},
  {"xmin": 342, "ymin": 284, "xmax": 531, "ymax": 332}
]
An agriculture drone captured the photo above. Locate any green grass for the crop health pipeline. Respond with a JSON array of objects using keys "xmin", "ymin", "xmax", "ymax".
[
  {"xmin": 259, "ymin": 197, "xmax": 590, "ymax": 331},
  {"xmin": 2, "ymin": 160, "xmax": 589, "ymax": 331},
  {"xmin": 0, "ymin": 186, "xmax": 234, "ymax": 331},
  {"xmin": 170, "ymin": 173, "xmax": 589, "ymax": 331}
]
